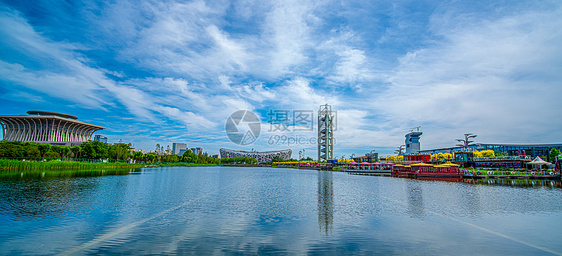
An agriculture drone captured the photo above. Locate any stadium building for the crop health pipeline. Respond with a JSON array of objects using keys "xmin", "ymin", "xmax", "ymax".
[
  {"xmin": 0, "ymin": 110, "xmax": 105, "ymax": 146},
  {"xmin": 219, "ymin": 148, "xmax": 292, "ymax": 163}
]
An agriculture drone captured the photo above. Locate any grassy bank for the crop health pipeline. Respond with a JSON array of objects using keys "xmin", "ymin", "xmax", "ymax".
[
  {"xmin": 0, "ymin": 159, "xmax": 221, "ymax": 170},
  {"xmin": 0, "ymin": 168, "xmax": 138, "ymax": 178},
  {"xmin": 0, "ymin": 159, "xmax": 144, "ymax": 170}
]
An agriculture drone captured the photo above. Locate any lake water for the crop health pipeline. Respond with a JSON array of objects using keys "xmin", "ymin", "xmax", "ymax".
[{"xmin": 1, "ymin": 167, "xmax": 562, "ymax": 255}]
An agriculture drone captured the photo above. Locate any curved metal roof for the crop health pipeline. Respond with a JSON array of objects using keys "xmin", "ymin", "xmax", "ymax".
[{"xmin": 26, "ymin": 110, "xmax": 78, "ymax": 120}]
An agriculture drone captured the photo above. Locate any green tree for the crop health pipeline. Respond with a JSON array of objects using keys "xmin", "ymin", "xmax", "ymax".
[
  {"xmin": 51, "ymin": 145, "xmax": 63, "ymax": 158},
  {"xmin": 44, "ymin": 150, "xmax": 60, "ymax": 158},
  {"xmin": 24, "ymin": 142, "xmax": 41, "ymax": 157},
  {"xmin": 81, "ymin": 140, "xmax": 109, "ymax": 159},
  {"xmin": 108, "ymin": 145, "xmax": 117, "ymax": 160},
  {"xmin": 550, "ymin": 148, "xmax": 561, "ymax": 163},
  {"xmin": 61, "ymin": 146, "xmax": 70, "ymax": 159},
  {"xmin": 71, "ymin": 146, "xmax": 82, "ymax": 159},
  {"xmin": 167, "ymin": 154, "xmax": 179, "ymax": 163},
  {"xmin": 146, "ymin": 153, "xmax": 158, "ymax": 163},
  {"xmin": 37, "ymin": 143, "xmax": 51, "ymax": 160},
  {"xmin": 133, "ymin": 151, "xmax": 144, "ymax": 162}
]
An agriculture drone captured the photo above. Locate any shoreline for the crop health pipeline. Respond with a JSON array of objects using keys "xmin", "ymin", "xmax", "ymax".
[{"xmin": 0, "ymin": 159, "xmax": 217, "ymax": 170}]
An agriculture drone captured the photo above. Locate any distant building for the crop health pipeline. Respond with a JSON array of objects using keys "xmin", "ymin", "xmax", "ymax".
[
  {"xmin": 211, "ymin": 154, "xmax": 219, "ymax": 158},
  {"xmin": 94, "ymin": 135, "xmax": 108, "ymax": 144},
  {"xmin": 190, "ymin": 147, "xmax": 203, "ymax": 155},
  {"xmin": 219, "ymin": 148, "xmax": 292, "ymax": 163},
  {"xmin": 0, "ymin": 110, "xmax": 105, "ymax": 146},
  {"xmin": 405, "ymin": 130, "xmax": 423, "ymax": 154},
  {"xmin": 172, "ymin": 143, "xmax": 187, "ymax": 155},
  {"xmin": 352, "ymin": 155, "xmax": 378, "ymax": 163},
  {"xmin": 353, "ymin": 152, "xmax": 379, "ymax": 163},
  {"xmin": 136, "ymin": 149, "xmax": 149, "ymax": 154},
  {"xmin": 419, "ymin": 143, "xmax": 562, "ymax": 162}
]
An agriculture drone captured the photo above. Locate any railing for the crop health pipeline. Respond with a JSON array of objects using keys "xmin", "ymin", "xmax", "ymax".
[
  {"xmin": 473, "ymin": 156, "xmax": 532, "ymax": 161},
  {"xmin": 463, "ymin": 169, "xmax": 558, "ymax": 176}
]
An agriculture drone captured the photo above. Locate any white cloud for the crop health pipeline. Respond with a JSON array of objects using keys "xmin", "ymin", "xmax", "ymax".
[
  {"xmin": 374, "ymin": 5, "xmax": 562, "ymax": 147},
  {"xmin": 0, "ymin": 61, "xmax": 109, "ymax": 109},
  {"xmin": 0, "ymin": 9, "xmax": 225, "ymax": 133},
  {"xmin": 262, "ymin": 0, "xmax": 314, "ymax": 76},
  {"xmin": 155, "ymin": 106, "xmax": 215, "ymax": 130},
  {"xmin": 2, "ymin": 0, "xmax": 560, "ymax": 156},
  {"xmin": 329, "ymin": 48, "xmax": 373, "ymax": 86}
]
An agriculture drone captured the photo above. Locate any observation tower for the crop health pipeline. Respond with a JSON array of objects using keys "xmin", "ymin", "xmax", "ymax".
[
  {"xmin": 405, "ymin": 126, "xmax": 422, "ymax": 154},
  {"xmin": 318, "ymin": 104, "xmax": 334, "ymax": 161}
]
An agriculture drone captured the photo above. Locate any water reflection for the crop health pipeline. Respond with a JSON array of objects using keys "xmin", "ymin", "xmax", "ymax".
[
  {"xmin": 396, "ymin": 176, "xmax": 561, "ymax": 189},
  {"xmin": 1, "ymin": 167, "xmax": 562, "ymax": 255},
  {"xmin": 406, "ymin": 180, "xmax": 425, "ymax": 218},
  {"xmin": 461, "ymin": 184, "xmax": 482, "ymax": 217},
  {"xmin": 0, "ymin": 168, "xmax": 139, "ymax": 220},
  {"xmin": 317, "ymin": 171, "xmax": 333, "ymax": 235},
  {"xmin": 0, "ymin": 168, "xmax": 139, "ymax": 179}
]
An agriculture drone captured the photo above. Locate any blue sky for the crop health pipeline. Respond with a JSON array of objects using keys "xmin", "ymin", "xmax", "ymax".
[{"xmin": 1, "ymin": 0, "xmax": 561, "ymax": 158}]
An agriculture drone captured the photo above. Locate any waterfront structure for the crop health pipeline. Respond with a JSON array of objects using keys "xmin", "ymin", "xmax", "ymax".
[
  {"xmin": 405, "ymin": 127, "xmax": 422, "ymax": 154},
  {"xmin": 0, "ymin": 110, "xmax": 105, "ymax": 146},
  {"xmin": 172, "ymin": 143, "xmax": 187, "ymax": 155},
  {"xmin": 352, "ymin": 152, "xmax": 379, "ymax": 163},
  {"xmin": 318, "ymin": 104, "xmax": 334, "ymax": 161},
  {"xmin": 419, "ymin": 143, "xmax": 562, "ymax": 161},
  {"xmin": 94, "ymin": 135, "xmax": 108, "ymax": 144},
  {"xmin": 392, "ymin": 162, "xmax": 462, "ymax": 179},
  {"xmin": 219, "ymin": 148, "xmax": 292, "ymax": 163},
  {"xmin": 404, "ymin": 154, "xmax": 431, "ymax": 162}
]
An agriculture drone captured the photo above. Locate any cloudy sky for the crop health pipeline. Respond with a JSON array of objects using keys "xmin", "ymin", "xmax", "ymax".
[{"xmin": 1, "ymin": 0, "xmax": 561, "ymax": 158}]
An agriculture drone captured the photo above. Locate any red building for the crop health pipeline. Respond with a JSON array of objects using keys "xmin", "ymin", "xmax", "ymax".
[{"xmin": 403, "ymin": 154, "xmax": 431, "ymax": 162}]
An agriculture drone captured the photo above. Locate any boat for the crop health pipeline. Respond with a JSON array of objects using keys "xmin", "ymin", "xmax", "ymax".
[
  {"xmin": 339, "ymin": 162, "xmax": 393, "ymax": 176},
  {"xmin": 391, "ymin": 162, "xmax": 462, "ymax": 178}
]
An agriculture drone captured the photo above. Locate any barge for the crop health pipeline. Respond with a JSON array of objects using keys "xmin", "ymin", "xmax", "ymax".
[{"xmin": 392, "ymin": 162, "xmax": 462, "ymax": 179}]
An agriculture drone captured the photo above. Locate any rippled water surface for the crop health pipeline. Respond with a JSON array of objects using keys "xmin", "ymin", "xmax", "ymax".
[{"xmin": 1, "ymin": 167, "xmax": 562, "ymax": 255}]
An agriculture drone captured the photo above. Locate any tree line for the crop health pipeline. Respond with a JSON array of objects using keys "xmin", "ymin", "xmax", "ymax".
[
  {"xmin": 0, "ymin": 140, "xmax": 246, "ymax": 165},
  {"xmin": 0, "ymin": 140, "xmax": 134, "ymax": 161}
]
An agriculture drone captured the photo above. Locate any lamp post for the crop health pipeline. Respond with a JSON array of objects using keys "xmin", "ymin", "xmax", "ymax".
[
  {"xmin": 456, "ymin": 133, "xmax": 477, "ymax": 151},
  {"xmin": 394, "ymin": 145, "xmax": 405, "ymax": 156}
]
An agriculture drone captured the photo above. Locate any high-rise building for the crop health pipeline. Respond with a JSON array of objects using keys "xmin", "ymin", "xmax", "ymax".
[
  {"xmin": 172, "ymin": 143, "xmax": 187, "ymax": 155},
  {"xmin": 93, "ymin": 135, "xmax": 108, "ymax": 143},
  {"xmin": 318, "ymin": 104, "xmax": 334, "ymax": 160},
  {"xmin": 190, "ymin": 147, "xmax": 203, "ymax": 155}
]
